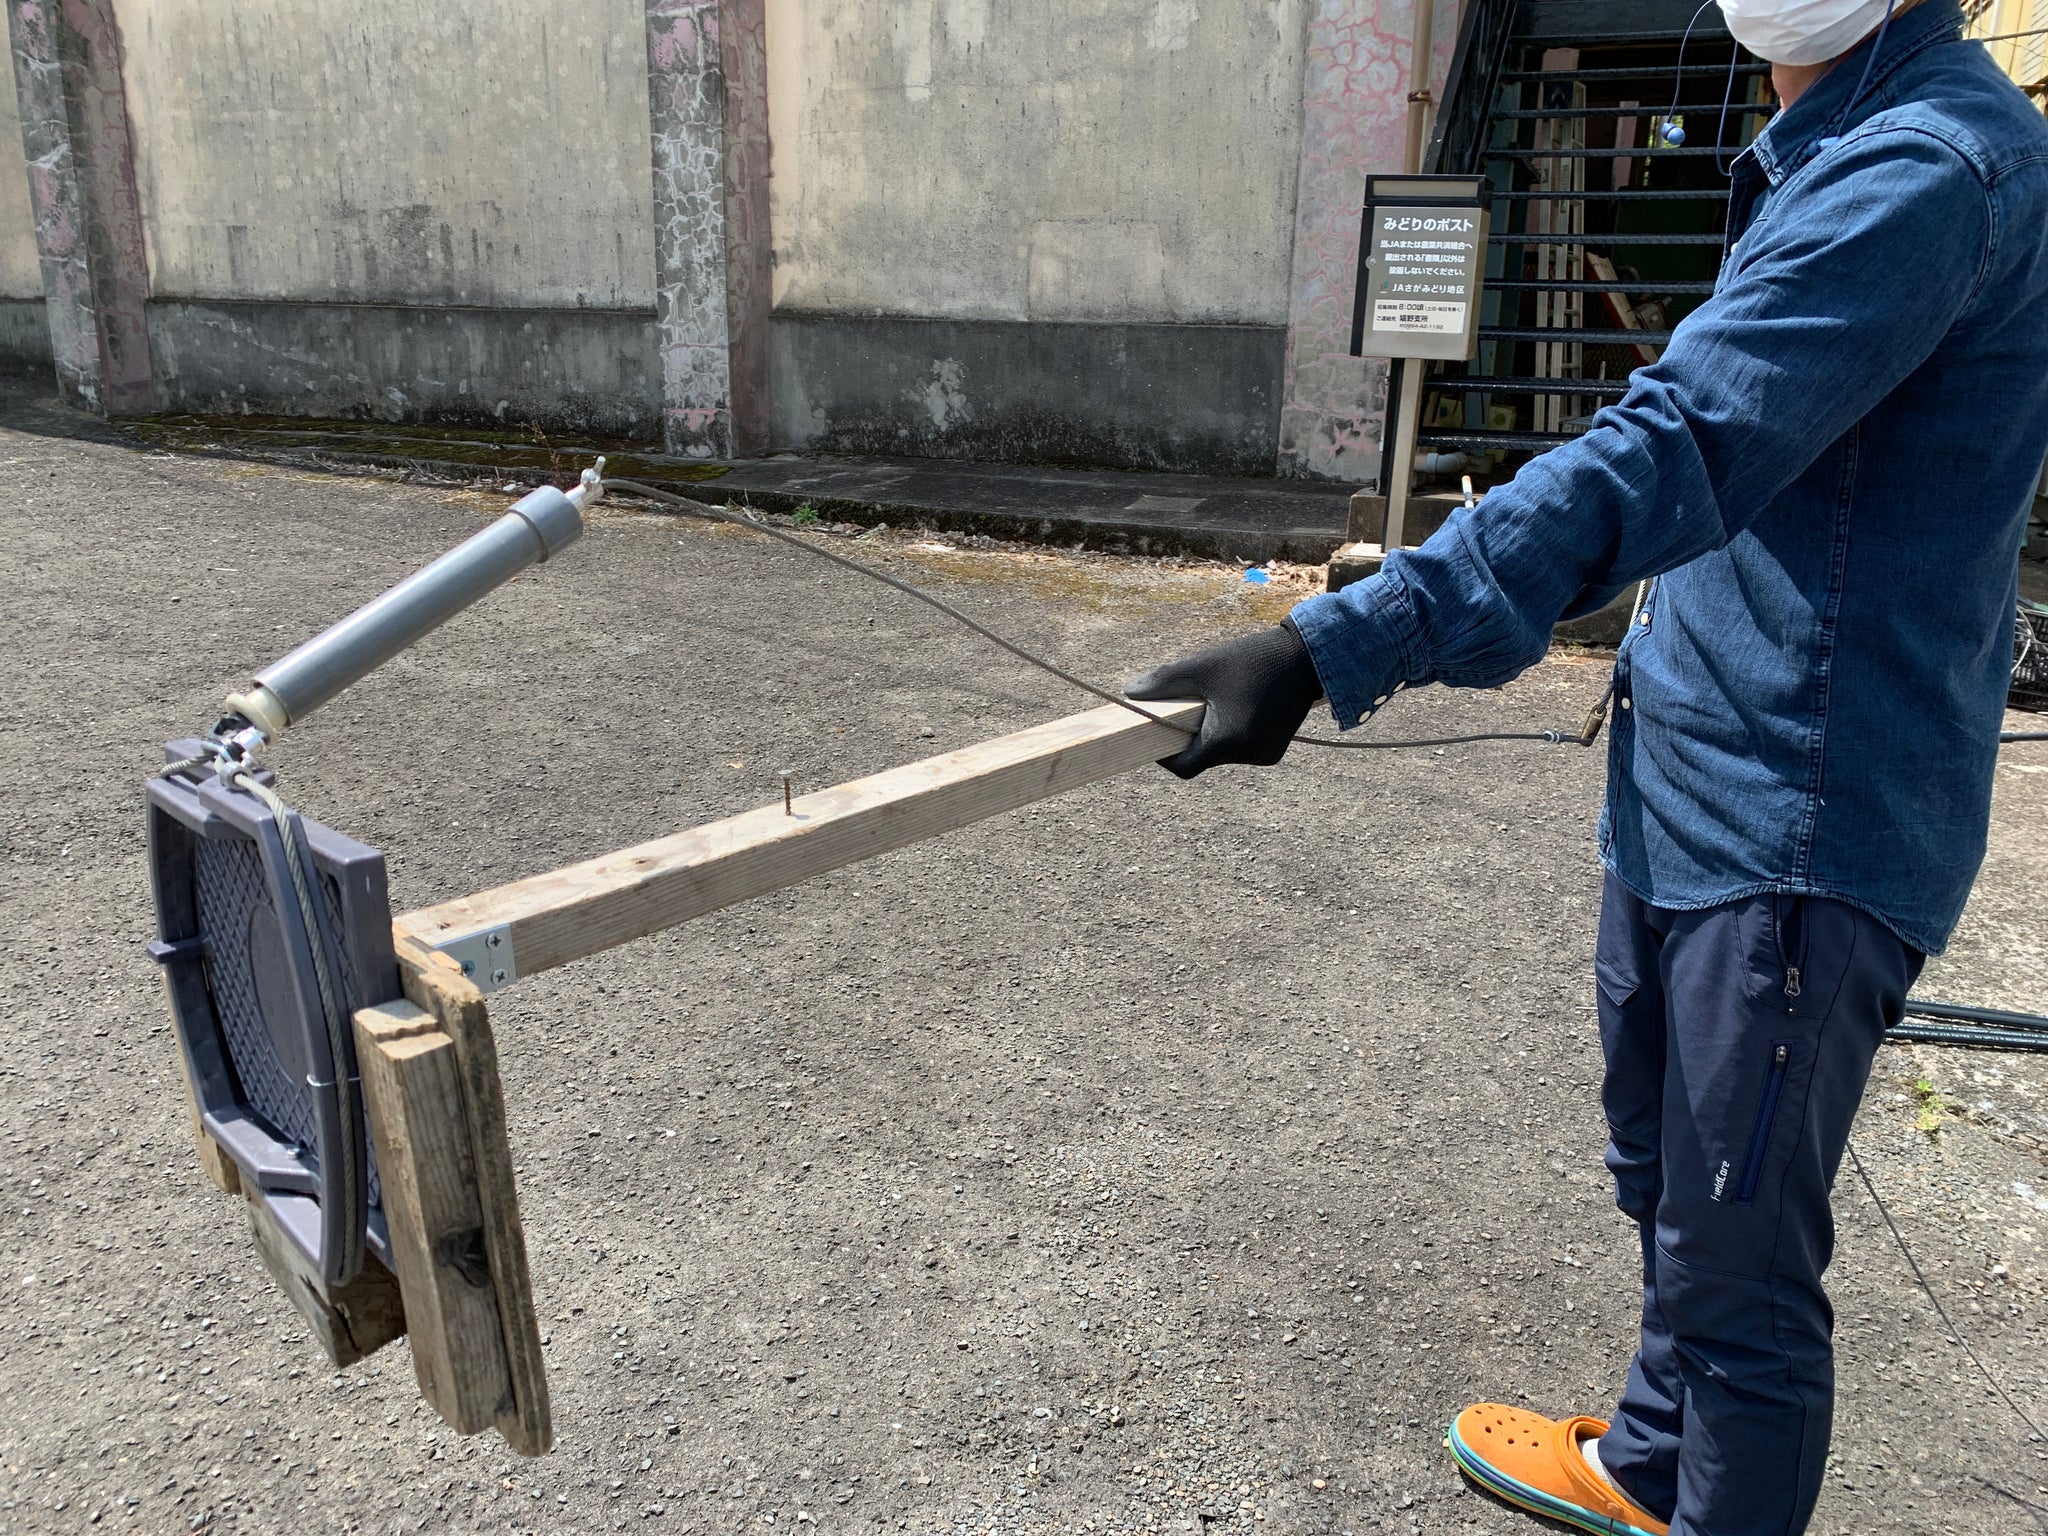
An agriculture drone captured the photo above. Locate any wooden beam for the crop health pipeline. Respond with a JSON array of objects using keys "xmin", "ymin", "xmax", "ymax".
[
  {"xmin": 395, "ymin": 698, "xmax": 1202, "ymax": 979},
  {"xmin": 355, "ymin": 1001, "xmax": 514, "ymax": 1436},
  {"xmin": 164, "ymin": 978, "xmax": 240, "ymax": 1196},
  {"xmin": 395, "ymin": 943, "xmax": 553, "ymax": 1456},
  {"xmin": 243, "ymin": 1187, "xmax": 405, "ymax": 1368}
]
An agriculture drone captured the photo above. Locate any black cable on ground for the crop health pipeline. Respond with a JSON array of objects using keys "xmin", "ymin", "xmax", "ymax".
[
  {"xmin": 605, "ymin": 478, "xmax": 1589, "ymax": 753},
  {"xmin": 1904, "ymin": 1000, "xmax": 2048, "ymax": 1033},
  {"xmin": 1846, "ymin": 1142, "xmax": 2046, "ymax": 1445},
  {"xmin": 1885, "ymin": 1021, "xmax": 2048, "ymax": 1053}
]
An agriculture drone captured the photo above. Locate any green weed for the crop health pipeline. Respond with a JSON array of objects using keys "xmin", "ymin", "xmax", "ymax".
[{"xmin": 1911, "ymin": 1076, "xmax": 1961, "ymax": 1139}]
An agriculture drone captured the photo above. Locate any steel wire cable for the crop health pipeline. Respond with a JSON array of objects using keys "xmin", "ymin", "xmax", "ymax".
[
  {"xmin": 610, "ymin": 479, "xmax": 2048, "ymax": 1464},
  {"xmin": 604, "ymin": 478, "xmax": 1587, "ymax": 752},
  {"xmin": 1846, "ymin": 1142, "xmax": 2046, "ymax": 1444},
  {"xmin": 611, "ymin": 480, "xmax": 2048, "ymax": 757},
  {"xmin": 228, "ymin": 767, "xmax": 365, "ymax": 1283},
  {"xmin": 156, "ymin": 752, "xmax": 212, "ymax": 780}
]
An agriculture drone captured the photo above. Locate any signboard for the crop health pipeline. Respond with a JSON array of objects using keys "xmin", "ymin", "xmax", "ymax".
[{"xmin": 1349, "ymin": 175, "xmax": 1490, "ymax": 362}]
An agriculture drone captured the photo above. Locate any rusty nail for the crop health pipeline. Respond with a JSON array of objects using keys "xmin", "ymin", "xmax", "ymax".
[{"xmin": 780, "ymin": 770, "xmax": 794, "ymax": 815}]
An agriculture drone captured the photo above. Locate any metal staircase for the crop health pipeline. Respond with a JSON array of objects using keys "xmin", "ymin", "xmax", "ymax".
[{"xmin": 1414, "ymin": 0, "xmax": 1769, "ymax": 485}]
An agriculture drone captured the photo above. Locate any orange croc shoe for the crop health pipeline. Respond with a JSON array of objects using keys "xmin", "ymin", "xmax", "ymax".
[{"xmin": 1447, "ymin": 1403, "xmax": 1669, "ymax": 1536}]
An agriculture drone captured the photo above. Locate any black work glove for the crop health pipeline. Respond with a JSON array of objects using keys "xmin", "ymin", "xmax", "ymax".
[{"xmin": 1125, "ymin": 619, "xmax": 1324, "ymax": 780}]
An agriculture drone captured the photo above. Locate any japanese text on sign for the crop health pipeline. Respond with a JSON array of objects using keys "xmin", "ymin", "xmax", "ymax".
[
  {"xmin": 1358, "ymin": 200, "xmax": 1487, "ymax": 359},
  {"xmin": 1378, "ymin": 215, "xmax": 1478, "ymax": 233}
]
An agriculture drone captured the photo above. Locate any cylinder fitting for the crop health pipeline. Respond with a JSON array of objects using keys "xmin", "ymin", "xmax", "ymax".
[{"xmin": 224, "ymin": 468, "xmax": 600, "ymax": 741}]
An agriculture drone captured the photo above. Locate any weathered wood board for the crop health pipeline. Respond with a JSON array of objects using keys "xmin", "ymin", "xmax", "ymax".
[
  {"xmin": 397, "ymin": 698, "xmax": 1203, "ymax": 976},
  {"xmin": 392, "ymin": 941, "xmax": 552, "ymax": 1456},
  {"xmin": 356, "ymin": 1000, "xmax": 515, "ymax": 1436},
  {"xmin": 243, "ymin": 1187, "xmax": 405, "ymax": 1368}
]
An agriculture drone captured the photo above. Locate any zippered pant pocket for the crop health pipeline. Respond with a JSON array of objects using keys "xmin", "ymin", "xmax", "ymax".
[{"xmin": 1736, "ymin": 1042, "xmax": 1793, "ymax": 1205}]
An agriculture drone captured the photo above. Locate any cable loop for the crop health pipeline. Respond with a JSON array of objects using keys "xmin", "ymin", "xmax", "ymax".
[{"xmin": 603, "ymin": 478, "xmax": 1591, "ymax": 754}]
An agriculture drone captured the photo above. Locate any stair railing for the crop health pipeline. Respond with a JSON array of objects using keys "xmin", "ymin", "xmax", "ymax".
[{"xmin": 1426, "ymin": 0, "xmax": 1520, "ymax": 175}]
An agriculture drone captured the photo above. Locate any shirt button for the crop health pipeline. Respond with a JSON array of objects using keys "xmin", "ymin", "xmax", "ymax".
[
  {"xmin": 1373, "ymin": 694, "xmax": 1390, "ymax": 706},
  {"xmin": 1638, "ymin": 611, "xmax": 1651, "ymax": 625},
  {"xmin": 1620, "ymin": 697, "xmax": 1632, "ymax": 710}
]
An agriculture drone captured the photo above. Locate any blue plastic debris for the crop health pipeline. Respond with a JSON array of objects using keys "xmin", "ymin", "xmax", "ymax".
[{"xmin": 1243, "ymin": 568, "xmax": 1271, "ymax": 585}]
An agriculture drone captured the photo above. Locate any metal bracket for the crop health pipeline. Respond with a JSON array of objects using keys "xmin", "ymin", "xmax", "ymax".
[{"xmin": 434, "ymin": 924, "xmax": 518, "ymax": 993}]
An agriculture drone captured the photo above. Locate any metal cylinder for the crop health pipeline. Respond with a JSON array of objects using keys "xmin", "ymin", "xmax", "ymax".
[{"xmin": 242, "ymin": 485, "xmax": 583, "ymax": 731}]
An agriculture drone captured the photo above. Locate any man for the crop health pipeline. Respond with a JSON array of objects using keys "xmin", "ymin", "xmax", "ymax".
[{"xmin": 1127, "ymin": 2, "xmax": 2048, "ymax": 1532}]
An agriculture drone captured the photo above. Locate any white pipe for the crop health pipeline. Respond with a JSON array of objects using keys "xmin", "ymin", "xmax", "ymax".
[{"xmin": 1403, "ymin": 0, "xmax": 1438, "ymax": 174}]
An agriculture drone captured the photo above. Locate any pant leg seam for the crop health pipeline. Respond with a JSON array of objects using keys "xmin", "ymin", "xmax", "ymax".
[{"xmin": 1757, "ymin": 915, "xmax": 1860, "ymax": 1536}]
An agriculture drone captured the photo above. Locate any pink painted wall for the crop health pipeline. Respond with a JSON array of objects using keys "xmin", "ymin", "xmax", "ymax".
[
  {"xmin": 8, "ymin": 0, "xmax": 154, "ymax": 412},
  {"xmin": 719, "ymin": 0, "xmax": 769, "ymax": 457},
  {"xmin": 1276, "ymin": 0, "xmax": 1459, "ymax": 482},
  {"xmin": 644, "ymin": 0, "xmax": 768, "ymax": 458}
]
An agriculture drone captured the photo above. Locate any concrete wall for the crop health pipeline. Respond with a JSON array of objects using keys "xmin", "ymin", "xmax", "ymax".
[
  {"xmin": 4, "ymin": 0, "xmax": 1435, "ymax": 475},
  {"xmin": 1278, "ymin": 0, "xmax": 1460, "ymax": 479},
  {"xmin": 765, "ymin": 0, "xmax": 1307, "ymax": 325},
  {"xmin": 112, "ymin": 0, "xmax": 656, "ymax": 308},
  {"xmin": 763, "ymin": 0, "xmax": 1307, "ymax": 470},
  {"xmin": 0, "ymin": 39, "xmax": 51, "ymax": 371},
  {"xmin": 107, "ymin": 0, "xmax": 660, "ymax": 425},
  {"xmin": 0, "ymin": 49, "xmax": 37, "ymax": 296}
]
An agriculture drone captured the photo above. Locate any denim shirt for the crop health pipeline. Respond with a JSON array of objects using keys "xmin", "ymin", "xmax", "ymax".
[{"xmin": 1290, "ymin": 0, "xmax": 2048, "ymax": 955}]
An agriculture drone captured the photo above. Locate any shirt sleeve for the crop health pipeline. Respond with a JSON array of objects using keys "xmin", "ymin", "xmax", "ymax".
[{"xmin": 1289, "ymin": 124, "xmax": 1994, "ymax": 729}]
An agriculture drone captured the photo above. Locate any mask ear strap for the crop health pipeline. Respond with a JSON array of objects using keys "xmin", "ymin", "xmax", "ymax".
[
  {"xmin": 1815, "ymin": 0, "xmax": 1902, "ymax": 152},
  {"xmin": 1714, "ymin": 35, "xmax": 1748, "ymax": 175},
  {"xmin": 1842, "ymin": 0, "xmax": 1900, "ymax": 125}
]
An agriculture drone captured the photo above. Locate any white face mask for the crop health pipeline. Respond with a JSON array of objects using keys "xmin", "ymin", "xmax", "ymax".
[{"xmin": 1716, "ymin": 0, "xmax": 1895, "ymax": 65}]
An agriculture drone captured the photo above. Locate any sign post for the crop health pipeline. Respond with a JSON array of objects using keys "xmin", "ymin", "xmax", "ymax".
[{"xmin": 1349, "ymin": 175, "xmax": 1490, "ymax": 550}]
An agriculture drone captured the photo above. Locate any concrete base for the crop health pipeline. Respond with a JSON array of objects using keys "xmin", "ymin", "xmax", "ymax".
[
  {"xmin": 146, "ymin": 299, "xmax": 662, "ymax": 436},
  {"xmin": 1325, "ymin": 540, "xmax": 1387, "ymax": 591},
  {"xmin": 0, "ymin": 298, "xmax": 53, "ymax": 373},
  {"xmin": 1327, "ymin": 486, "xmax": 1469, "ymax": 593},
  {"xmin": 706, "ymin": 453, "xmax": 1346, "ymax": 562},
  {"xmin": 1326, "ymin": 532, "xmax": 1641, "ymax": 648},
  {"xmin": 1345, "ymin": 489, "xmax": 1470, "ymax": 547},
  {"xmin": 76, "ymin": 297, "xmax": 1299, "ymax": 477},
  {"xmin": 0, "ymin": 367, "xmax": 1353, "ymax": 565},
  {"xmin": 770, "ymin": 311, "xmax": 1287, "ymax": 477}
]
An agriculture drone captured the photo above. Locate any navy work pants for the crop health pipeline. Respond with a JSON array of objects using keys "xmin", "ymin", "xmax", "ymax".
[{"xmin": 1590, "ymin": 872, "xmax": 1922, "ymax": 1536}]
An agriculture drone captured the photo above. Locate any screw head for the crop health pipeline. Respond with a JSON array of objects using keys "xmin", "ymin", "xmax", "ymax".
[{"xmin": 492, "ymin": 968, "xmax": 509, "ymax": 985}]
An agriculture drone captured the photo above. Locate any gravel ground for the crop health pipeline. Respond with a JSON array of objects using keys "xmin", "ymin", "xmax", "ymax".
[{"xmin": 2, "ymin": 422, "xmax": 2046, "ymax": 1536}]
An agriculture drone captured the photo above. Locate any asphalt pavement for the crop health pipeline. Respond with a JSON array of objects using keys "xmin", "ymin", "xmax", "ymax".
[{"xmin": 2, "ymin": 414, "xmax": 2045, "ymax": 1535}]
